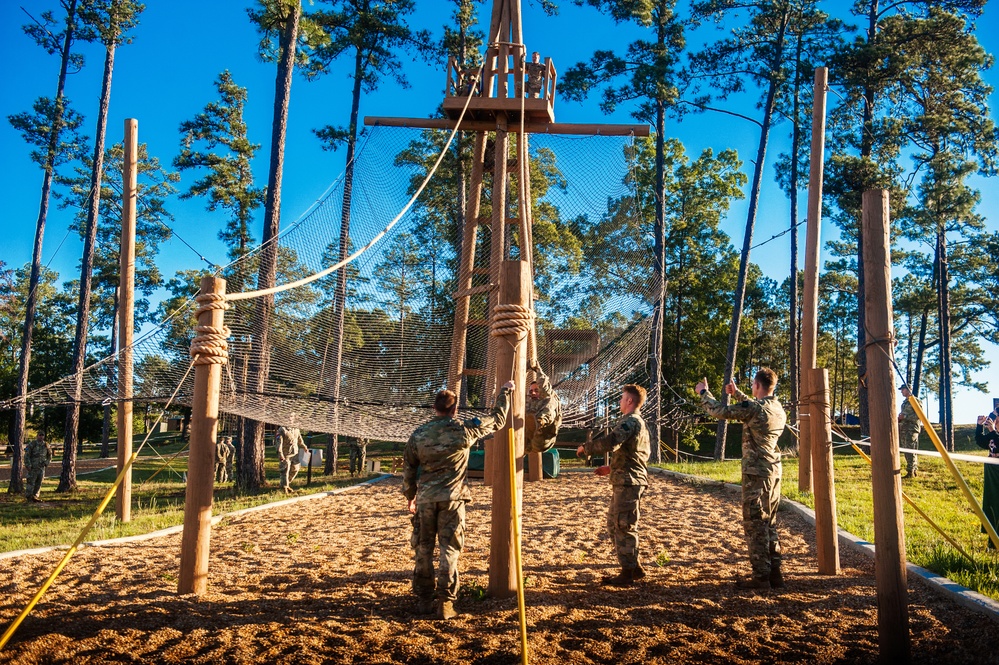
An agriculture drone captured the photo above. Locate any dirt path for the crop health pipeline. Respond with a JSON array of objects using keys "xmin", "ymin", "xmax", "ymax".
[{"xmin": 0, "ymin": 472, "xmax": 995, "ymax": 664}]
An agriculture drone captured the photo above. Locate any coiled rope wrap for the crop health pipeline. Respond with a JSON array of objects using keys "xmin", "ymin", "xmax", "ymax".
[
  {"xmin": 190, "ymin": 293, "xmax": 231, "ymax": 366},
  {"xmin": 490, "ymin": 304, "xmax": 534, "ymax": 340}
]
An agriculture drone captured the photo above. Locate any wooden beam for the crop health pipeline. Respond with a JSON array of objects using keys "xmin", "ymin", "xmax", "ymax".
[
  {"xmin": 116, "ymin": 118, "xmax": 137, "ymax": 524},
  {"xmin": 365, "ymin": 116, "xmax": 650, "ymax": 137},
  {"xmin": 862, "ymin": 189, "xmax": 911, "ymax": 663},
  {"xmin": 809, "ymin": 367, "xmax": 839, "ymax": 575}
]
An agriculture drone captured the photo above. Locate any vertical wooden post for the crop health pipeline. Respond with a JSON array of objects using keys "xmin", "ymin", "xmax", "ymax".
[
  {"xmin": 178, "ymin": 275, "xmax": 227, "ymax": 596},
  {"xmin": 116, "ymin": 118, "xmax": 137, "ymax": 523},
  {"xmin": 809, "ymin": 367, "xmax": 840, "ymax": 574},
  {"xmin": 527, "ymin": 451, "xmax": 542, "ymax": 482},
  {"xmin": 863, "ymin": 189, "xmax": 911, "ymax": 663},
  {"xmin": 489, "ymin": 260, "xmax": 528, "ymax": 598},
  {"xmin": 799, "ymin": 67, "xmax": 828, "ymax": 494},
  {"xmin": 485, "ymin": 119, "xmax": 509, "ymax": 403},
  {"xmin": 448, "ymin": 134, "xmax": 487, "ymax": 397}
]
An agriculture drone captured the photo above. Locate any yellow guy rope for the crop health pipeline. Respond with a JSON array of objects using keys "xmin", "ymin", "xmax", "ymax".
[
  {"xmin": 833, "ymin": 425, "xmax": 974, "ymax": 563},
  {"xmin": 0, "ymin": 358, "xmax": 198, "ymax": 652},
  {"xmin": 906, "ymin": 394, "xmax": 999, "ymax": 551},
  {"xmin": 508, "ymin": 428, "xmax": 529, "ymax": 665}
]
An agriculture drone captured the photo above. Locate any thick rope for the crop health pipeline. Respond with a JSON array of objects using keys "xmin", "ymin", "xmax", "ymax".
[
  {"xmin": 190, "ymin": 293, "xmax": 230, "ymax": 366},
  {"xmin": 491, "ymin": 304, "xmax": 533, "ymax": 340}
]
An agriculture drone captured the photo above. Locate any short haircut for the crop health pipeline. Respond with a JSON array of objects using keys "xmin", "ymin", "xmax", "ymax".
[
  {"xmin": 623, "ymin": 384, "xmax": 646, "ymax": 409},
  {"xmin": 434, "ymin": 389, "xmax": 457, "ymax": 414},
  {"xmin": 755, "ymin": 367, "xmax": 778, "ymax": 392}
]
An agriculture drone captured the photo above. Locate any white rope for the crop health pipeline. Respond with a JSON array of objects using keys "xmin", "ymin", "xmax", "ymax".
[{"xmin": 227, "ymin": 68, "xmax": 485, "ymax": 302}]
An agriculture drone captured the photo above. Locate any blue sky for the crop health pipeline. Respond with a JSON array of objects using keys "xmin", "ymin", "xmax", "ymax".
[{"xmin": 0, "ymin": 0, "xmax": 997, "ymax": 424}]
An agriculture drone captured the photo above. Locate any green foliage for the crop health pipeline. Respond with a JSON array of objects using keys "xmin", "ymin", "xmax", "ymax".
[{"xmin": 175, "ymin": 71, "xmax": 264, "ymax": 263}]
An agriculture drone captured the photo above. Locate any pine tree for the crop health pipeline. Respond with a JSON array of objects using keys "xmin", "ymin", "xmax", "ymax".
[{"xmin": 6, "ymin": 1, "xmax": 89, "ymax": 494}]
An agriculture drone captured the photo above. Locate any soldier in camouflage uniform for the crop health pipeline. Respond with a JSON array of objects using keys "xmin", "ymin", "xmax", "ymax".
[
  {"xmin": 215, "ymin": 436, "xmax": 234, "ymax": 484},
  {"xmin": 275, "ymin": 424, "xmax": 308, "ymax": 493},
  {"xmin": 576, "ymin": 384, "xmax": 650, "ymax": 586},
  {"xmin": 697, "ymin": 368, "xmax": 787, "ymax": 590},
  {"xmin": 403, "ymin": 380, "xmax": 514, "ymax": 620},
  {"xmin": 526, "ymin": 365, "xmax": 562, "ymax": 454},
  {"xmin": 349, "ymin": 438, "xmax": 367, "ymax": 477},
  {"xmin": 898, "ymin": 386, "xmax": 922, "ymax": 479},
  {"xmin": 24, "ymin": 432, "xmax": 53, "ymax": 502}
]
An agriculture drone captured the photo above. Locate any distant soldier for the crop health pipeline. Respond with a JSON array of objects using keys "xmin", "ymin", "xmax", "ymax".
[
  {"xmin": 403, "ymin": 380, "xmax": 514, "ymax": 620},
  {"xmin": 215, "ymin": 435, "xmax": 234, "ymax": 484},
  {"xmin": 898, "ymin": 386, "xmax": 922, "ymax": 479},
  {"xmin": 24, "ymin": 432, "xmax": 53, "ymax": 502},
  {"xmin": 576, "ymin": 384, "xmax": 650, "ymax": 587},
  {"xmin": 275, "ymin": 423, "xmax": 308, "ymax": 494},
  {"xmin": 349, "ymin": 438, "xmax": 368, "ymax": 477},
  {"xmin": 526, "ymin": 365, "xmax": 562, "ymax": 454},
  {"xmin": 697, "ymin": 368, "xmax": 787, "ymax": 590},
  {"xmin": 524, "ymin": 51, "xmax": 545, "ymax": 97}
]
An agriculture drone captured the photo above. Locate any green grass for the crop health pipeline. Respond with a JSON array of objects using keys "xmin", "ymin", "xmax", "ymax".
[
  {"xmin": 660, "ymin": 434, "xmax": 999, "ymax": 601},
  {"xmin": 0, "ymin": 443, "xmax": 379, "ymax": 553}
]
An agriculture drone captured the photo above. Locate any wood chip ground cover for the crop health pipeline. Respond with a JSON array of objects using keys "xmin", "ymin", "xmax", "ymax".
[{"xmin": 1, "ymin": 472, "xmax": 997, "ymax": 664}]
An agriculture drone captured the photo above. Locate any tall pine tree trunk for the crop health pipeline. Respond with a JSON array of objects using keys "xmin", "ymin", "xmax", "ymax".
[
  {"xmin": 936, "ymin": 227, "xmax": 954, "ymax": 450},
  {"xmin": 9, "ymin": 0, "xmax": 79, "ymax": 495},
  {"xmin": 100, "ymin": 289, "xmax": 119, "ymax": 459},
  {"xmin": 649, "ymin": 100, "xmax": 666, "ymax": 465},
  {"xmin": 787, "ymin": 27, "xmax": 805, "ymax": 426},
  {"xmin": 240, "ymin": 1, "xmax": 300, "ymax": 492},
  {"xmin": 60, "ymin": 40, "xmax": 116, "ymax": 493},
  {"xmin": 325, "ymin": 48, "xmax": 364, "ymax": 475},
  {"xmin": 714, "ymin": 21, "xmax": 786, "ymax": 460}
]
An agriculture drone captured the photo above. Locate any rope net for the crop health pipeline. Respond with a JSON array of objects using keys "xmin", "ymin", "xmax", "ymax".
[{"xmin": 10, "ymin": 126, "xmax": 681, "ymax": 441}]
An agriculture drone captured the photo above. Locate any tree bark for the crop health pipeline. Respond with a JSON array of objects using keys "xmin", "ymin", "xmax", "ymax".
[
  {"xmin": 714, "ymin": 16, "xmax": 787, "ymax": 460},
  {"xmin": 936, "ymin": 227, "xmax": 954, "ymax": 450},
  {"xmin": 241, "ymin": 0, "xmax": 300, "ymax": 492},
  {"xmin": 325, "ymin": 46, "xmax": 364, "ymax": 475},
  {"xmin": 61, "ymin": 40, "xmax": 116, "ymax": 490},
  {"xmin": 100, "ymin": 288, "xmax": 119, "ymax": 459},
  {"xmin": 9, "ymin": 0, "xmax": 79, "ymax": 495}
]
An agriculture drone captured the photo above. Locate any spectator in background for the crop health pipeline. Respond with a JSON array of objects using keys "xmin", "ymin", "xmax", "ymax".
[{"xmin": 975, "ymin": 410, "xmax": 999, "ymax": 549}]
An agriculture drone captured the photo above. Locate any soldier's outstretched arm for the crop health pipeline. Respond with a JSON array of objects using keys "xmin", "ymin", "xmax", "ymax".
[
  {"xmin": 700, "ymin": 389, "xmax": 759, "ymax": 423},
  {"xmin": 463, "ymin": 383, "xmax": 514, "ymax": 442}
]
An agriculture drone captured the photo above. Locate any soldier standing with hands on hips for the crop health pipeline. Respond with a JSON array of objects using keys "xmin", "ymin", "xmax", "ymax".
[
  {"xmin": 576, "ymin": 384, "xmax": 651, "ymax": 587},
  {"xmin": 697, "ymin": 368, "xmax": 787, "ymax": 590}
]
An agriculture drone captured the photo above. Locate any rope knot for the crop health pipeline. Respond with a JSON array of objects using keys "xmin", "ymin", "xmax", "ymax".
[{"xmin": 190, "ymin": 292, "xmax": 231, "ymax": 366}]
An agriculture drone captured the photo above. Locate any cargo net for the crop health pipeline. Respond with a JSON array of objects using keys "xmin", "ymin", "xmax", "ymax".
[{"xmin": 10, "ymin": 125, "xmax": 684, "ymax": 441}]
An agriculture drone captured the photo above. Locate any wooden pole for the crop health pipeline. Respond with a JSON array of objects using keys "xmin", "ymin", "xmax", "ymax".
[
  {"xmin": 485, "ymin": 117, "xmax": 509, "ymax": 419},
  {"xmin": 448, "ymin": 134, "xmax": 487, "ymax": 397},
  {"xmin": 862, "ymin": 189, "xmax": 911, "ymax": 663},
  {"xmin": 178, "ymin": 275, "xmax": 227, "ymax": 596},
  {"xmin": 116, "ymin": 118, "xmax": 137, "ymax": 523},
  {"xmin": 489, "ymin": 260, "xmax": 528, "ymax": 598},
  {"xmin": 799, "ymin": 67, "xmax": 828, "ymax": 494},
  {"xmin": 809, "ymin": 367, "xmax": 839, "ymax": 575}
]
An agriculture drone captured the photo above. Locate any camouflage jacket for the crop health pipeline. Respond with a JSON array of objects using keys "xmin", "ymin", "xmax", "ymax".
[
  {"xmin": 25, "ymin": 438, "xmax": 53, "ymax": 470},
  {"xmin": 898, "ymin": 399, "xmax": 923, "ymax": 440},
  {"xmin": 402, "ymin": 387, "xmax": 512, "ymax": 504},
  {"xmin": 701, "ymin": 388, "xmax": 786, "ymax": 477},
  {"xmin": 528, "ymin": 370, "xmax": 562, "ymax": 448},
  {"xmin": 582, "ymin": 412, "xmax": 650, "ymax": 487},
  {"xmin": 275, "ymin": 427, "xmax": 304, "ymax": 461}
]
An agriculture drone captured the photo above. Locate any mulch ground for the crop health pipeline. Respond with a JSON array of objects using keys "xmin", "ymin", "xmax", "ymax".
[{"xmin": 1, "ymin": 471, "xmax": 997, "ymax": 664}]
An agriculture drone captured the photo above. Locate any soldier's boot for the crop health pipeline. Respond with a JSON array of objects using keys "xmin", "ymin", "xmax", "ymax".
[
  {"xmin": 735, "ymin": 575, "xmax": 771, "ymax": 590},
  {"xmin": 769, "ymin": 562, "xmax": 785, "ymax": 589},
  {"xmin": 415, "ymin": 598, "xmax": 436, "ymax": 615},
  {"xmin": 437, "ymin": 600, "xmax": 458, "ymax": 620},
  {"xmin": 632, "ymin": 563, "xmax": 647, "ymax": 580},
  {"xmin": 601, "ymin": 568, "xmax": 637, "ymax": 587}
]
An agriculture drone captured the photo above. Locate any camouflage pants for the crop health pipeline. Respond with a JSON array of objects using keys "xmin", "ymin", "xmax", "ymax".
[
  {"xmin": 215, "ymin": 462, "xmax": 228, "ymax": 484},
  {"xmin": 349, "ymin": 446, "xmax": 365, "ymax": 475},
  {"xmin": 412, "ymin": 500, "xmax": 465, "ymax": 602},
  {"xmin": 606, "ymin": 485, "xmax": 644, "ymax": 570},
  {"xmin": 24, "ymin": 466, "xmax": 45, "ymax": 499},
  {"xmin": 901, "ymin": 430, "xmax": 919, "ymax": 474},
  {"xmin": 742, "ymin": 473, "xmax": 782, "ymax": 578},
  {"xmin": 279, "ymin": 459, "xmax": 301, "ymax": 489}
]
